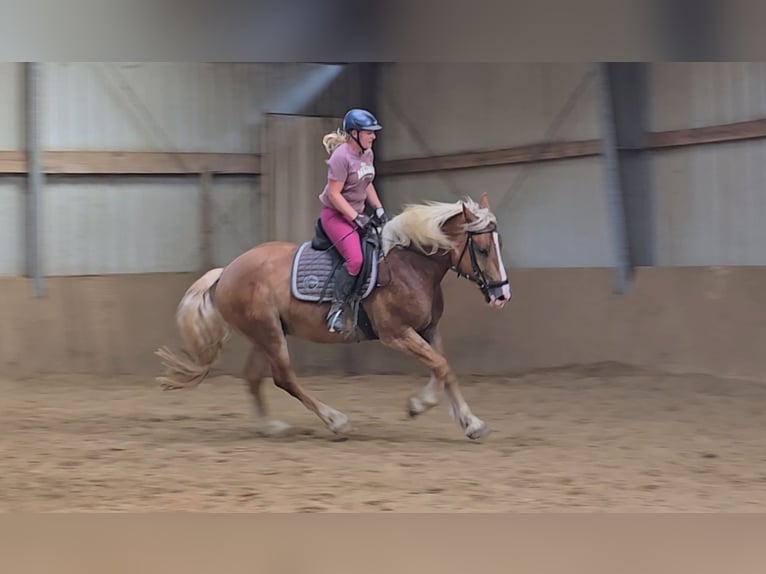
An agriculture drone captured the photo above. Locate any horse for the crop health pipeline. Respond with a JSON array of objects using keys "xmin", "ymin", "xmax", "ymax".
[{"xmin": 155, "ymin": 192, "xmax": 512, "ymax": 441}]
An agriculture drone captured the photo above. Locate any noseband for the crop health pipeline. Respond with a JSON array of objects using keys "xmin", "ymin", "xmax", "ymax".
[{"xmin": 450, "ymin": 226, "xmax": 510, "ymax": 304}]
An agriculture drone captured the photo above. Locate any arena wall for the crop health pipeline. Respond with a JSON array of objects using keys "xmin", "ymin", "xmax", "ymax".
[{"xmin": 3, "ymin": 265, "xmax": 764, "ymax": 383}]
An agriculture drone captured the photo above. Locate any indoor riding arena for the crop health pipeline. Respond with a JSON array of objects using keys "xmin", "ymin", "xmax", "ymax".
[{"xmin": 2, "ymin": 62, "xmax": 766, "ymax": 512}]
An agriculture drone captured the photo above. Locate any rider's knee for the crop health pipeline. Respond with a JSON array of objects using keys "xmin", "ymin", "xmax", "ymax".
[{"xmin": 346, "ymin": 256, "xmax": 363, "ymax": 276}]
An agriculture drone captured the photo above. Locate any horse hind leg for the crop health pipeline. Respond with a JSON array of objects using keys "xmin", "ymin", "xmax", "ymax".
[
  {"xmin": 247, "ymin": 315, "xmax": 352, "ymax": 436},
  {"xmin": 243, "ymin": 344, "xmax": 291, "ymax": 437}
]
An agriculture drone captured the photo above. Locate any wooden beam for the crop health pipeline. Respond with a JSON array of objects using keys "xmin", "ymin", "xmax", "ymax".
[
  {"xmin": 646, "ymin": 118, "xmax": 766, "ymax": 149},
  {"xmin": 378, "ymin": 118, "xmax": 766, "ymax": 176},
  {"xmin": 377, "ymin": 140, "xmax": 602, "ymax": 175},
  {"xmin": 0, "ymin": 151, "xmax": 25, "ymax": 173},
  {"xmin": 0, "ymin": 151, "xmax": 261, "ymax": 175},
  {"xmin": 1, "ymin": 117, "xmax": 766, "ymax": 177}
]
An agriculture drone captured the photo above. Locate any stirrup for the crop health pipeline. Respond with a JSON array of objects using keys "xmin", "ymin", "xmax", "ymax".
[{"xmin": 327, "ymin": 307, "xmax": 344, "ymax": 333}]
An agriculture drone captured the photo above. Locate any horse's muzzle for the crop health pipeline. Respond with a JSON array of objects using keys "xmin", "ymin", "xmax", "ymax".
[{"xmin": 488, "ymin": 283, "xmax": 512, "ymax": 309}]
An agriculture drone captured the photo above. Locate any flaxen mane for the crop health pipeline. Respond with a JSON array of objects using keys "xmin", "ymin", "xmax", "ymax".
[{"xmin": 381, "ymin": 198, "xmax": 496, "ymax": 256}]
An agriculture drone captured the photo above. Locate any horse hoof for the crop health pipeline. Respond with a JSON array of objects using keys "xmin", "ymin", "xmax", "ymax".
[
  {"xmin": 407, "ymin": 397, "xmax": 426, "ymax": 417},
  {"xmin": 330, "ymin": 420, "xmax": 352, "ymax": 434},
  {"xmin": 327, "ymin": 411, "xmax": 352, "ymax": 434},
  {"xmin": 465, "ymin": 420, "xmax": 490, "ymax": 440},
  {"xmin": 407, "ymin": 395, "xmax": 438, "ymax": 418}
]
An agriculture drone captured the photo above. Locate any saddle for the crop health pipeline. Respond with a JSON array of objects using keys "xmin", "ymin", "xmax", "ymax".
[{"xmin": 290, "ymin": 218, "xmax": 382, "ymax": 340}]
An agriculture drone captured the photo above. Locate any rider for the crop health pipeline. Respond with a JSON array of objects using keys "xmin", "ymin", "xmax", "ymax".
[{"xmin": 318, "ymin": 108, "xmax": 389, "ymax": 333}]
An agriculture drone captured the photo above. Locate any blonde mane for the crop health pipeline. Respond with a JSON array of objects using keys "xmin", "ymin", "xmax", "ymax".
[{"xmin": 381, "ymin": 197, "xmax": 497, "ymax": 256}]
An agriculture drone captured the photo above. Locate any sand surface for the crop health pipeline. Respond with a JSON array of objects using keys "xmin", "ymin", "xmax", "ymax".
[{"xmin": 2, "ymin": 363, "xmax": 765, "ymax": 512}]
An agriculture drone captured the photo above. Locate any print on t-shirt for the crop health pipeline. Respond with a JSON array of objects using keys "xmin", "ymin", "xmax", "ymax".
[{"xmin": 357, "ymin": 162, "xmax": 375, "ymax": 180}]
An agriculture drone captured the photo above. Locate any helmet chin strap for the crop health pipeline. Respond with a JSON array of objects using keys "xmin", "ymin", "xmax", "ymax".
[{"xmin": 350, "ymin": 130, "xmax": 366, "ymax": 153}]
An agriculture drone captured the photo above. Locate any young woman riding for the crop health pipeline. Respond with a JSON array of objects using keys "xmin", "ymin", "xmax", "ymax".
[{"xmin": 318, "ymin": 108, "xmax": 388, "ymax": 333}]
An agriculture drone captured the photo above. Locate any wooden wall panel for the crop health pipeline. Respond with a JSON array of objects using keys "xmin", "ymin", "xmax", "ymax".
[{"xmin": 260, "ymin": 114, "xmax": 342, "ymax": 243}]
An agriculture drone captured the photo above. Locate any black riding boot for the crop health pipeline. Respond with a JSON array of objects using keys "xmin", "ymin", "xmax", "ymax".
[{"xmin": 326, "ymin": 266, "xmax": 358, "ymax": 333}]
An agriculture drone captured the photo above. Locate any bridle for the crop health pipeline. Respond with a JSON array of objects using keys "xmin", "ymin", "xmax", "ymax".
[{"xmin": 449, "ymin": 226, "xmax": 510, "ymax": 304}]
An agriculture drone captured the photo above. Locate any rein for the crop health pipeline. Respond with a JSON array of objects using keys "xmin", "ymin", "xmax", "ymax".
[{"xmin": 450, "ymin": 226, "xmax": 509, "ymax": 303}]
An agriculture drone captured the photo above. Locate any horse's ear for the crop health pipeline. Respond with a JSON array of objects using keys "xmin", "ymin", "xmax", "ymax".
[
  {"xmin": 479, "ymin": 192, "xmax": 490, "ymax": 209},
  {"xmin": 462, "ymin": 201, "xmax": 477, "ymax": 222}
]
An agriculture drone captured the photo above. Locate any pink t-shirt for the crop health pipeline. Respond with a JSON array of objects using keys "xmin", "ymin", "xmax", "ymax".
[{"xmin": 318, "ymin": 142, "xmax": 375, "ymax": 215}]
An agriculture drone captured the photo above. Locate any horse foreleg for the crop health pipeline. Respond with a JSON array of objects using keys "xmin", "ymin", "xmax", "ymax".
[
  {"xmin": 406, "ymin": 326, "xmax": 444, "ymax": 418},
  {"xmin": 243, "ymin": 344, "xmax": 292, "ymax": 437},
  {"xmin": 380, "ymin": 327, "xmax": 489, "ymax": 440}
]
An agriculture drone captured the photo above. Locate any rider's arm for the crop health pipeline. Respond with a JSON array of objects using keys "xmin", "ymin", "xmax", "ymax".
[
  {"xmin": 326, "ymin": 179, "xmax": 360, "ymax": 222},
  {"xmin": 365, "ymin": 182, "xmax": 383, "ymax": 211}
]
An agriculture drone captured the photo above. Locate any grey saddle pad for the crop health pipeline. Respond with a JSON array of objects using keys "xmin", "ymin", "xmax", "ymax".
[{"xmin": 290, "ymin": 241, "xmax": 379, "ymax": 303}]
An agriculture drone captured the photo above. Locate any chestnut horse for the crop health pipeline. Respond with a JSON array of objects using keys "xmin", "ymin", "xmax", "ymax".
[{"xmin": 155, "ymin": 192, "xmax": 511, "ymax": 440}]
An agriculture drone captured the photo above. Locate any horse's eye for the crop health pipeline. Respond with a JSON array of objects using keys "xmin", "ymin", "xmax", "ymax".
[{"xmin": 478, "ymin": 248, "xmax": 489, "ymax": 257}]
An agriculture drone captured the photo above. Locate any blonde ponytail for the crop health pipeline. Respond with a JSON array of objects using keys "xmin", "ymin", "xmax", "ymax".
[{"xmin": 322, "ymin": 129, "xmax": 348, "ymax": 155}]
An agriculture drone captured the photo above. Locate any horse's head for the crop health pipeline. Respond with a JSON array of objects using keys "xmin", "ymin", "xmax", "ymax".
[
  {"xmin": 380, "ymin": 193, "xmax": 512, "ymax": 308},
  {"xmin": 444, "ymin": 192, "xmax": 512, "ymax": 309}
]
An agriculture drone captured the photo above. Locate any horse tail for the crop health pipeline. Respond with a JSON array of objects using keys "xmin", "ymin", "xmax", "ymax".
[{"xmin": 155, "ymin": 267, "xmax": 231, "ymax": 390}]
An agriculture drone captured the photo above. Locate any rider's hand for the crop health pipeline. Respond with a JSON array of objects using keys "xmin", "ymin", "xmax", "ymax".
[
  {"xmin": 353, "ymin": 213, "xmax": 372, "ymax": 230},
  {"xmin": 373, "ymin": 207, "xmax": 389, "ymax": 226}
]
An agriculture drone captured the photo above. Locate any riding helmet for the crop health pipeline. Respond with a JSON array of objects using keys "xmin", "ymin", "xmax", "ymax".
[{"xmin": 343, "ymin": 108, "xmax": 382, "ymax": 133}]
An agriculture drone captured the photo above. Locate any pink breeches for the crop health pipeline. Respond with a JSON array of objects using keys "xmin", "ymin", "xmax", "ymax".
[{"xmin": 320, "ymin": 206, "xmax": 363, "ymax": 276}]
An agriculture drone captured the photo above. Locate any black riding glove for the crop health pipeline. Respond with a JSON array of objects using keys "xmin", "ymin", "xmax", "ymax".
[{"xmin": 354, "ymin": 213, "xmax": 372, "ymax": 230}]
